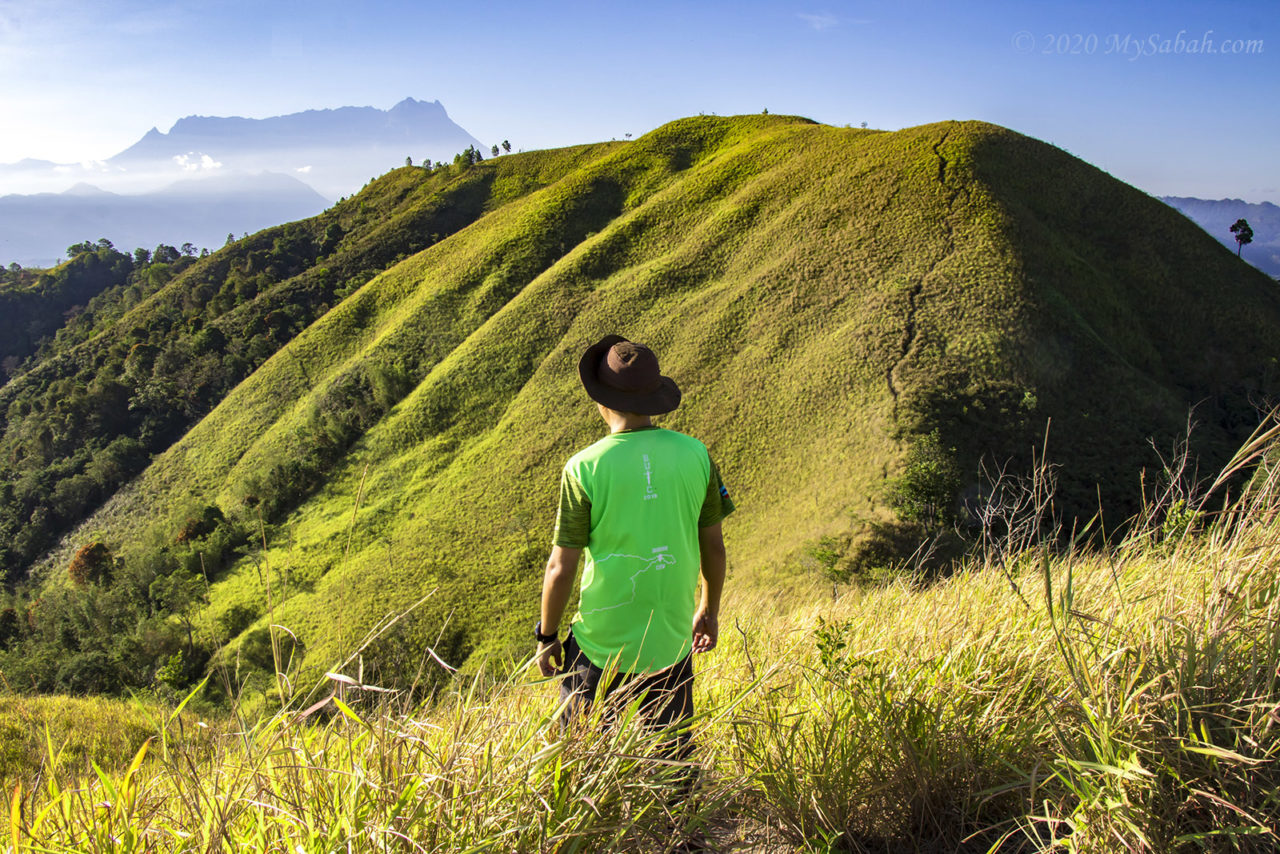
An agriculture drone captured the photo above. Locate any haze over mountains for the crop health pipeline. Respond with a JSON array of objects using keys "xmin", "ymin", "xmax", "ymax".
[
  {"xmin": 0, "ymin": 98, "xmax": 483, "ymax": 266},
  {"xmin": 0, "ymin": 175, "xmax": 330, "ymax": 267}
]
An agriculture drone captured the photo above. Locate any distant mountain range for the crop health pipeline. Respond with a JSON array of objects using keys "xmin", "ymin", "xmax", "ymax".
[
  {"xmin": 1163, "ymin": 196, "xmax": 1280, "ymax": 278},
  {"xmin": 103, "ymin": 98, "xmax": 484, "ymax": 199},
  {"xmin": 0, "ymin": 98, "xmax": 484, "ymax": 266}
]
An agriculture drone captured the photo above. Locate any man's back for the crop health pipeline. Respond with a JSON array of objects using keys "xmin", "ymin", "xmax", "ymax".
[{"xmin": 559, "ymin": 427, "xmax": 715, "ymax": 672}]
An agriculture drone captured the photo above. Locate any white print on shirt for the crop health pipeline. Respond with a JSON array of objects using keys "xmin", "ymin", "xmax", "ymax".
[
  {"xmin": 580, "ymin": 546, "xmax": 674, "ymax": 614},
  {"xmin": 642, "ymin": 453, "xmax": 658, "ymax": 501}
]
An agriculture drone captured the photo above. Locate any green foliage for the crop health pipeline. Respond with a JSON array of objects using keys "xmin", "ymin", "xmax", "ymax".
[
  {"xmin": 1231, "ymin": 217, "xmax": 1254, "ymax": 256},
  {"xmin": 885, "ymin": 430, "xmax": 962, "ymax": 530},
  {"xmin": 802, "ymin": 518, "xmax": 943, "ymax": 584},
  {"xmin": 453, "ymin": 144, "xmax": 485, "ymax": 167},
  {"xmin": 0, "ymin": 499, "xmax": 244, "ymax": 696},
  {"xmin": 805, "ymin": 536, "xmax": 842, "ymax": 579},
  {"xmin": 1159, "ymin": 497, "xmax": 1201, "ymax": 546},
  {"xmin": 0, "ymin": 241, "xmax": 148, "ymax": 371},
  {"xmin": 813, "ymin": 615, "xmax": 851, "ymax": 674}
]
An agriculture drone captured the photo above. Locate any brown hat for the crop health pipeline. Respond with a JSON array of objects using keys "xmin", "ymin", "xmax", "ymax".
[{"xmin": 578, "ymin": 335, "xmax": 682, "ymax": 415}]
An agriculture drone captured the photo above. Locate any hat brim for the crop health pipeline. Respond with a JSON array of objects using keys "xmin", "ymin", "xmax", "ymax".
[{"xmin": 578, "ymin": 335, "xmax": 682, "ymax": 415}]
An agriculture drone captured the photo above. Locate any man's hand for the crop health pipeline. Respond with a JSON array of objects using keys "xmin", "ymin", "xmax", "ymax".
[
  {"xmin": 537, "ymin": 639, "xmax": 563, "ymax": 677},
  {"xmin": 692, "ymin": 607, "xmax": 718, "ymax": 653}
]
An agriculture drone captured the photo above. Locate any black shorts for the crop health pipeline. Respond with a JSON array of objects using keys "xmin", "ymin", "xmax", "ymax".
[{"xmin": 558, "ymin": 630, "xmax": 695, "ymax": 758}]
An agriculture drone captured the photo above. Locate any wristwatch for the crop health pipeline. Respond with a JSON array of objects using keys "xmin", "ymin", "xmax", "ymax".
[{"xmin": 534, "ymin": 620, "xmax": 559, "ymax": 644}]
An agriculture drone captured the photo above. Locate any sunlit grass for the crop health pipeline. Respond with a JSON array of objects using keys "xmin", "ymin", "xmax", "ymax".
[{"xmin": 10, "ymin": 436, "xmax": 1280, "ymax": 851}]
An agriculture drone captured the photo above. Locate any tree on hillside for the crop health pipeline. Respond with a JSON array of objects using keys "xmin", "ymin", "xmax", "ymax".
[
  {"xmin": 885, "ymin": 431, "xmax": 961, "ymax": 532},
  {"xmin": 502, "ymin": 140, "xmax": 511, "ymax": 153},
  {"xmin": 154, "ymin": 244, "xmax": 181, "ymax": 264},
  {"xmin": 453, "ymin": 146, "xmax": 484, "ymax": 168},
  {"xmin": 491, "ymin": 144, "xmax": 500, "ymax": 158},
  {"xmin": 67, "ymin": 541, "xmax": 114, "ymax": 586},
  {"xmin": 1230, "ymin": 218, "xmax": 1254, "ymax": 257},
  {"xmin": 405, "ymin": 155, "xmax": 413, "ymax": 167}
]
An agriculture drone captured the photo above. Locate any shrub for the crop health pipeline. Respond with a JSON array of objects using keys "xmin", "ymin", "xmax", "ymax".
[
  {"xmin": 808, "ymin": 520, "xmax": 947, "ymax": 584},
  {"xmin": 0, "ymin": 606, "xmax": 19, "ymax": 649},
  {"xmin": 885, "ymin": 430, "xmax": 962, "ymax": 531},
  {"xmin": 67, "ymin": 542, "xmax": 113, "ymax": 587},
  {"xmin": 175, "ymin": 504, "xmax": 226, "ymax": 544}
]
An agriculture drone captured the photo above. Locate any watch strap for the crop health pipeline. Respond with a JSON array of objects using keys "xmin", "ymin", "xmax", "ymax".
[{"xmin": 534, "ymin": 620, "xmax": 559, "ymax": 644}]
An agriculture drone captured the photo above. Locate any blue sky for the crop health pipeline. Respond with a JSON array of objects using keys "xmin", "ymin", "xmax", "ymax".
[{"xmin": 1, "ymin": 0, "xmax": 1276, "ymax": 200}]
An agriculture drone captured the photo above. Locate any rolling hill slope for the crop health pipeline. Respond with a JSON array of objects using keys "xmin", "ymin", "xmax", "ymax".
[{"xmin": 6, "ymin": 114, "xmax": 1279, "ymax": 699}]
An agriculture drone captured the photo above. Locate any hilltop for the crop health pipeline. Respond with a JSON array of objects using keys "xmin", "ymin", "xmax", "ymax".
[{"xmin": 2, "ymin": 114, "xmax": 1278, "ymax": 701}]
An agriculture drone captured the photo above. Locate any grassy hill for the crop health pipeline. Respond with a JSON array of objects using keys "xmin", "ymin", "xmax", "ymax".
[{"xmin": 3, "ymin": 114, "xmax": 1279, "ymax": 702}]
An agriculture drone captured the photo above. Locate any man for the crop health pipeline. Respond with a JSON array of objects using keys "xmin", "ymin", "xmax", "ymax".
[{"xmin": 536, "ymin": 335, "xmax": 734, "ymax": 752}]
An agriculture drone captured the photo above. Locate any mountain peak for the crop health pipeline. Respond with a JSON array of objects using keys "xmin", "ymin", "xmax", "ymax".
[
  {"xmin": 61, "ymin": 182, "xmax": 113, "ymax": 197},
  {"xmin": 390, "ymin": 97, "xmax": 444, "ymax": 111},
  {"xmin": 102, "ymin": 99, "xmax": 482, "ymax": 198}
]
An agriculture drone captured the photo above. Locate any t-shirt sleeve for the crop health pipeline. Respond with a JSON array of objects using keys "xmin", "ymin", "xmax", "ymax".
[
  {"xmin": 698, "ymin": 456, "xmax": 736, "ymax": 529},
  {"xmin": 553, "ymin": 468, "xmax": 592, "ymax": 548}
]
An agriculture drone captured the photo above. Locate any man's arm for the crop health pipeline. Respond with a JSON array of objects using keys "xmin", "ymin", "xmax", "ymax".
[
  {"xmin": 538, "ymin": 545, "xmax": 581, "ymax": 676},
  {"xmin": 692, "ymin": 522, "xmax": 726, "ymax": 653}
]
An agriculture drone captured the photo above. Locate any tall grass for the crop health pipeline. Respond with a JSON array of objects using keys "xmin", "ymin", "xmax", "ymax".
[
  {"xmin": 8, "ymin": 666, "xmax": 731, "ymax": 852},
  {"xmin": 9, "ymin": 434, "xmax": 1280, "ymax": 852}
]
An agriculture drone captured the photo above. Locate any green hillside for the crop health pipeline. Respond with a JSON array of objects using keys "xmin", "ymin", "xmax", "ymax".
[
  {"xmin": 3, "ymin": 114, "xmax": 1278, "ymax": 701},
  {"xmin": 0, "ymin": 141, "xmax": 618, "ymax": 585}
]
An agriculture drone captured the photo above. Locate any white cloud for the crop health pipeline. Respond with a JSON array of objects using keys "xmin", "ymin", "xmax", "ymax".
[
  {"xmin": 296, "ymin": 165, "xmax": 313, "ymax": 174},
  {"xmin": 172, "ymin": 152, "xmax": 223, "ymax": 172},
  {"xmin": 798, "ymin": 12, "xmax": 838, "ymax": 31}
]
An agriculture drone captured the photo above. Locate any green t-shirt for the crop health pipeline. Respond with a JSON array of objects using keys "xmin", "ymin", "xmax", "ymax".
[{"xmin": 553, "ymin": 427, "xmax": 735, "ymax": 673}]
